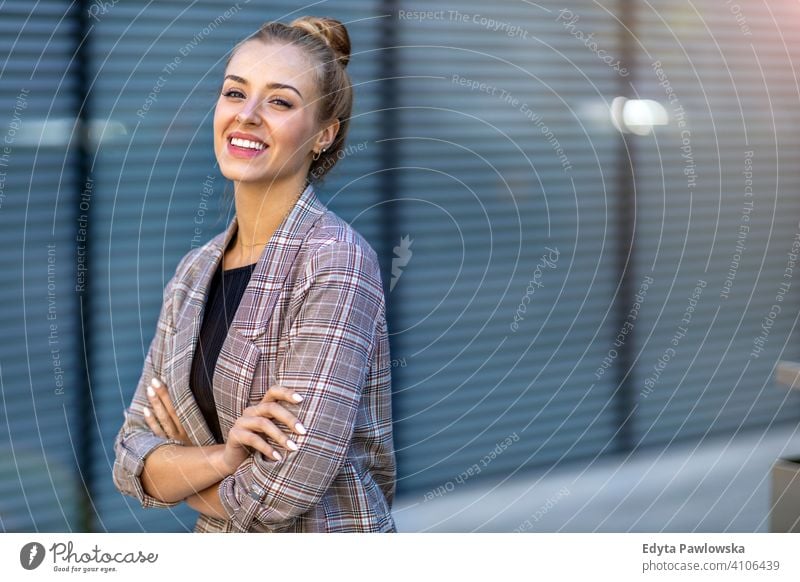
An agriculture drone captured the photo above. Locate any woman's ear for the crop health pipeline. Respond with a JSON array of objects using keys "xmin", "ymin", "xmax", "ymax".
[{"xmin": 317, "ymin": 118, "xmax": 340, "ymax": 151}]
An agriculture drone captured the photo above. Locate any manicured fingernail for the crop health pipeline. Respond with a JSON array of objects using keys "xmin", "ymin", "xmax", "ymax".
[
  {"xmin": 272, "ymin": 451, "xmax": 282, "ymax": 461},
  {"xmin": 151, "ymin": 377, "xmax": 162, "ymax": 389},
  {"xmin": 146, "ymin": 385, "xmax": 155, "ymax": 398},
  {"xmin": 143, "ymin": 406, "xmax": 151, "ymax": 418},
  {"xmin": 286, "ymin": 440, "xmax": 298, "ymax": 451},
  {"xmin": 292, "ymin": 393, "xmax": 303, "ymax": 402},
  {"xmin": 295, "ymin": 422, "xmax": 307, "ymax": 435}
]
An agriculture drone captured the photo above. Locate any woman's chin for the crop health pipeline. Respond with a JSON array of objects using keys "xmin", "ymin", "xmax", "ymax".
[{"xmin": 219, "ymin": 168, "xmax": 274, "ymax": 183}]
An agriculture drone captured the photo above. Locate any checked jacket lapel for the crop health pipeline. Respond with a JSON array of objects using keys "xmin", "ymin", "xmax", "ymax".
[{"xmin": 163, "ymin": 182, "xmax": 327, "ymax": 446}]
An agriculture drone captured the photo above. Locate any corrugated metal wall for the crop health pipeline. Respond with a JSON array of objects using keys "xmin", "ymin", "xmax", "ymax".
[
  {"xmin": 630, "ymin": 1, "xmax": 800, "ymax": 443},
  {"xmin": 0, "ymin": 0, "xmax": 83, "ymax": 531},
  {"xmin": 390, "ymin": 0, "xmax": 622, "ymax": 490}
]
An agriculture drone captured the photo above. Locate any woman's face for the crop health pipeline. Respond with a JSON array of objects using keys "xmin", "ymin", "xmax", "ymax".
[{"xmin": 214, "ymin": 40, "xmax": 324, "ymax": 186}]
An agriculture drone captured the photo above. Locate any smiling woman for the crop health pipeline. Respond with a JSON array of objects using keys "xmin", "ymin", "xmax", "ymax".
[{"xmin": 112, "ymin": 16, "xmax": 398, "ymax": 533}]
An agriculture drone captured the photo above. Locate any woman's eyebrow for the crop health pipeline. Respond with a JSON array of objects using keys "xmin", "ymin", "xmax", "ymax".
[{"xmin": 223, "ymin": 74, "xmax": 303, "ymax": 100}]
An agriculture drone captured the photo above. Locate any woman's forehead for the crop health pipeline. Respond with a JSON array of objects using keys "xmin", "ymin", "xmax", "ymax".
[{"xmin": 226, "ymin": 40, "xmax": 316, "ymax": 93}]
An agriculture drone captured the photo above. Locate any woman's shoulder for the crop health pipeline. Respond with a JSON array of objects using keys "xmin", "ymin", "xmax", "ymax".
[
  {"xmin": 301, "ymin": 209, "xmax": 387, "ymax": 309},
  {"xmin": 305, "ymin": 207, "xmax": 380, "ymax": 266}
]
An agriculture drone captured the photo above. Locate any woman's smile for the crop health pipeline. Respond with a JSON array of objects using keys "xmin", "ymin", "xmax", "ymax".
[{"xmin": 226, "ymin": 132, "xmax": 270, "ymax": 159}]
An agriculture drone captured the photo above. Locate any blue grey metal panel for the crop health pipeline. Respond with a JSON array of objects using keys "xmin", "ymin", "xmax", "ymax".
[
  {"xmin": 0, "ymin": 0, "xmax": 82, "ymax": 531},
  {"xmin": 391, "ymin": 0, "xmax": 623, "ymax": 492},
  {"xmin": 631, "ymin": 0, "xmax": 800, "ymax": 445}
]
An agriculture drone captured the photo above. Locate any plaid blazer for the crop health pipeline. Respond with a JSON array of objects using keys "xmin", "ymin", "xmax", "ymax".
[{"xmin": 112, "ymin": 183, "xmax": 397, "ymax": 533}]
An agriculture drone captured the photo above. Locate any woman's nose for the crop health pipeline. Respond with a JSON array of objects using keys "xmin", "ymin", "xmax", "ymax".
[{"xmin": 235, "ymin": 101, "xmax": 261, "ymax": 125}]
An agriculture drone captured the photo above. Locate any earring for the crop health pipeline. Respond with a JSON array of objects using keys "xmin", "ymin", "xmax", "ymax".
[{"xmin": 313, "ymin": 147, "xmax": 327, "ymax": 161}]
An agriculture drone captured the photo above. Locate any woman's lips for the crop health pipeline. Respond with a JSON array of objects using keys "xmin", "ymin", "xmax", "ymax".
[{"xmin": 226, "ymin": 139, "xmax": 269, "ymax": 159}]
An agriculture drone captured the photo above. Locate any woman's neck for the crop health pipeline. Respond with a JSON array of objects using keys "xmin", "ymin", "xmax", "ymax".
[{"xmin": 227, "ymin": 176, "xmax": 308, "ymax": 265}]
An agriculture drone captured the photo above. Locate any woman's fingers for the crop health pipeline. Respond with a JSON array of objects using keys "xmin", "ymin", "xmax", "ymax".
[
  {"xmin": 235, "ymin": 415, "xmax": 299, "ymax": 454},
  {"xmin": 142, "ymin": 405, "xmax": 164, "ymax": 437},
  {"xmin": 263, "ymin": 383, "xmax": 304, "ymax": 405},
  {"xmin": 229, "ymin": 425, "xmax": 283, "ymax": 461},
  {"xmin": 146, "ymin": 377, "xmax": 192, "ymax": 445},
  {"xmin": 146, "ymin": 379, "xmax": 179, "ymax": 438},
  {"xmin": 222, "ymin": 385, "xmax": 308, "ymax": 470},
  {"xmin": 246, "ymin": 400, "xmax": 307, "ymax": 437},
  {"xmin": 151, "ymin": 378, "xmax": 181, "ymax": 425}
]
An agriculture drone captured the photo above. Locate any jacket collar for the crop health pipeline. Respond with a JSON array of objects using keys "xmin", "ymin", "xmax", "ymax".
[
  {"xmin": 167, "ymin": 181, "xmax": 328, "ymax": 446},
  {"xmin": 180, "ymin": 180, "xmax": 327, "ymax": 340}
]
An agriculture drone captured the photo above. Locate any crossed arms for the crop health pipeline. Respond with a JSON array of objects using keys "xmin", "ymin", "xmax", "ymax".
[{"xmin": 113, "ymin": 241, "xmax": 384, "ymax": 531}]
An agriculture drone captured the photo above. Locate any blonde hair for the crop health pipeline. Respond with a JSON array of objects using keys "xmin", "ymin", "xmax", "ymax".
[{"xmin": 225, "ymin": 16, "xmax": 353, "ymax": 184}]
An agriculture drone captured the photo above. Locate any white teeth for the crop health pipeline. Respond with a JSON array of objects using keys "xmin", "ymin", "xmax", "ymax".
[{"xmin": 230, "ymin": 137, "xmax": 266, "ymax": 151}]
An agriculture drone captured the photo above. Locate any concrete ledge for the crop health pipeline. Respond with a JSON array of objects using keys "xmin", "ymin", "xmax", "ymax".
[{"xmin": 393, "ymin": 424, "xmax": 800, "ymax": 532}]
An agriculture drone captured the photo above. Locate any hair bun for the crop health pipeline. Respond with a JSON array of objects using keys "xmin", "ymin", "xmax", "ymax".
[{"xmin": 290, "ymin": 16, "xmax": 351, "ymax": 67}]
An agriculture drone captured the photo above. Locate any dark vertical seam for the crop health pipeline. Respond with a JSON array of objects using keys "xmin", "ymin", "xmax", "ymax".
[
  {"xmin": 614, "ymin": 0, "xmax": 638, "ymax": 453},
  {"xmin": 74, "ymin": 0, "xmax": 95, "ymax": 532},
  {"xmin": 377, "ymin": 0, "xmax": 401, "ymax": 492}
]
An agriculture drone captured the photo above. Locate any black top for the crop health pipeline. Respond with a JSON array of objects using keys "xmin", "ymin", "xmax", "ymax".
[{"xmin": 189, "ymin": 260, "xmax": 256, "ymax": 444}]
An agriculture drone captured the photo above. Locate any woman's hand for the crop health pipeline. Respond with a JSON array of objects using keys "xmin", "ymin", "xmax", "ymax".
[
  {"xmin": 142, "ymin": 377, "xmax": 192, "ymax": 446},
  {"xmin": 220, "ymin": 384, "xmax": 307, "ymax": 475}
]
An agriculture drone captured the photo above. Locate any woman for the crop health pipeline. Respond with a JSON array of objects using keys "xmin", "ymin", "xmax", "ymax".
[{"xmin": 112, "ymin": 16, "xmax": 397, "ymax": 533}]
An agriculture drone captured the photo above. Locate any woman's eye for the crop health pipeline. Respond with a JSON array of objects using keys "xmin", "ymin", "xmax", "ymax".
[{"xmin": 221, "ymin": 90, "xmax": 291, "ymax": 108}]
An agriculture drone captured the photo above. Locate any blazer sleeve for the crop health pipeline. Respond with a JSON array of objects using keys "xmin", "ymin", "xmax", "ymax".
[
  {"xmin": 217, "ymin": 240, "xmax": 384, "ymax": 532},
  {"xmin": 112, "ymin": 257, "xmax": 190, "ymax": 509}
]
